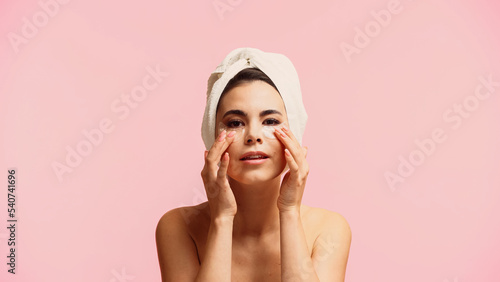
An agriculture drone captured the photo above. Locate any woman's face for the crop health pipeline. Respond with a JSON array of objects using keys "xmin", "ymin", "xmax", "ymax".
[{"xmin": 215, "ymin": 80, "xmax": 289, "ymax": 184}]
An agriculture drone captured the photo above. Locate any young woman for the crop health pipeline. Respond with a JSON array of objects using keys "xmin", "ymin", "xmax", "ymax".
[{"xmin": 156, "ymin": 48, "xmax": 351, "ymax": 282}]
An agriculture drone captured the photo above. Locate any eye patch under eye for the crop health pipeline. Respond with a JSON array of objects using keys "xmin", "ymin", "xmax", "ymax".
[
  {"xmin": 218, "ymin": 122, "xmax": 245, "ymax": 142},
  {"xmin": 261, "ymin": 123, "xmax": 285, "ymax": 139},
  {"xmin": 218, "ymin": 122, "xmax": 285, "ymax": 141}
]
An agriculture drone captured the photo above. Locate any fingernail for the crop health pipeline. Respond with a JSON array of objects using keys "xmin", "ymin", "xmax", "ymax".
[
  {"xmin": 282, "ymin": 125, "xmax": 288, "ymax": 132},
  {"xmin": 277, "ymin": 127, "xmax": 286, "ymax": 137},
  {"xmin": 227, "ymin": 130, "xmax": 236, "ymax": 137},
  {"xmin": 218, "ymin": 130, "xmax": 226, "ymax": 142}
]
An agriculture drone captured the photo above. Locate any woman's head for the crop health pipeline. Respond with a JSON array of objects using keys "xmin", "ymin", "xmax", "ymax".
[
  {"xmin": 201, "ymin": 47, "xmax": 308, "ymax": 159},
  {"xmin": 215, "ymin": 71, "xmax": 289, "ymax": 184},
  {"xmin": 215, "ymin": 68, "xmax": 281, "ymax": 115}
]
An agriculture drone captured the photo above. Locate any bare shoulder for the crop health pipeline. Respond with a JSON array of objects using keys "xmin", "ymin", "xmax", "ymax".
[
  {"xmin": 302, "ymin": 205, "xmax": 351, "ymax": 281},
  {"xmin": 301, "ymin": 204, "xmax": 352, "ymax": 239},
  {"xmin": 155, "ymin": 203, "xmax": 209, "ymax": 281},
  {"xmin": 156, "ymin": 202, "xmax": 210, "ymax": 234}
]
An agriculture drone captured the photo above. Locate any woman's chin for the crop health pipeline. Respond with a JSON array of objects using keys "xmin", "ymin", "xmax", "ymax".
[
  {"xmin": 228, "ymin": 175, "xmax": 267, "ymax": 185},
  {"xmin": 228, "ymin": 171, "xmax": 283, "ymax": 185}
]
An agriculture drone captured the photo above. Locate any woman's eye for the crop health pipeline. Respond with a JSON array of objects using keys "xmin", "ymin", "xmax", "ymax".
[
  {"xmin": 226, "ymin": 118, "xmax": 279, "ymax": 127},
  {"xmin": 227, "ymin": 120, "xmax": 243, "ymax": 127},
  {"xmin": 264, "ymin": 119, "xmax": 280, "ymax": 125}
]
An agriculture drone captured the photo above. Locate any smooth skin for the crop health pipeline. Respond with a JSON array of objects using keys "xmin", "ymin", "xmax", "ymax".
[{"xmin": 156, "ymin": 81, "xmax": 351, "ymax": 281}]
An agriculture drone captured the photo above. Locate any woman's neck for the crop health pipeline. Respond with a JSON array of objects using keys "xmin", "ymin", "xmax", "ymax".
[{"xmin": 228, "ymin": 176, "xmax": 282, "ymax": 239}]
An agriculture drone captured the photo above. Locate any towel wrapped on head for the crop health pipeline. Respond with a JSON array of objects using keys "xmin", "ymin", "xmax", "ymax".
[{"xmin": 201, "ymin": 47, "xmax": 308, "ymax": 151}]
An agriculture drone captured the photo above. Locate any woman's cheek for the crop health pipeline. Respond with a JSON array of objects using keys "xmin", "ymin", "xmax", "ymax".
[{"xmin": 227, "ymin": 148, "xmax": 238, "ymax": 168}]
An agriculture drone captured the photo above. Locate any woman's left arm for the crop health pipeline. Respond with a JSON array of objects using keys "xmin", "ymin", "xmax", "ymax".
[
  {"xmin": 274, "ymin": 126, "xmax": 351, "ymax": 281},
  {"xmin": 280, "ymin": 207, "xmax": 320, "ymax": 281},
  {"xmin": 280, "ymin": 207, "xmax": 352, "ymax": 282},
  {"xmin": 311, "ymin": 212, "xmax": 352, "ymax": 281}
]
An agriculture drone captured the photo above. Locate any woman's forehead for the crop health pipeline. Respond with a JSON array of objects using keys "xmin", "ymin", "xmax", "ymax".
[{"xmin": 218, "ymin": 81, "xmax": 285, "ymax": 112}]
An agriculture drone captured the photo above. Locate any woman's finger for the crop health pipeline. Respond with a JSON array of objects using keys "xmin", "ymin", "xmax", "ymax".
[
  {"xmin": 274, "ymin": 126, "xmax": 302, "ymax": 161},
  {"xmin": 217, "ymin": 152, "xmax": 230, "ymax": 181},
  {"xmin": 284, "ymin": 148, "xmax": 299, "ymax": 173},
  {"xmin": 206, "ymin": 130, "xmax": 226, "ymax": 164},
  {"xmin": 275, "ymin": 127, "xmax": 310, "ymax": 178},
  {"xmin": 206, "ymin": 130, "xmax": 236, "ymax": 175},
  {"xmin": 280, "ymin": 125, "xmax": 300, "ymax": 144}
]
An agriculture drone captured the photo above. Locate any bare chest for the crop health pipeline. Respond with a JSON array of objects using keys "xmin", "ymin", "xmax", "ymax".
[
  {"xmin": 231, "ymin": 239, "xmax": 282, "ymax": 281},
  {"xmin": 185, "ymin": 205, "xmax": 319, "ymax": 280},
  {"xmin": 195, "ymin": 236, "xmax": 283, "ymax": 281}
]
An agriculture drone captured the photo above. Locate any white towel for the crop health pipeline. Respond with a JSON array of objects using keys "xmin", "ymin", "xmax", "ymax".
[{"xmin": 201, "ymin": 47, "xmax": 308, "ymax": 151}]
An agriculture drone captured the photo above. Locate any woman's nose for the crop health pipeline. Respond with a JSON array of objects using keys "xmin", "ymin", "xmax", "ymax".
[{"xmin": 244, "ymin": 126, "xmax": 263, "ymax": 144}]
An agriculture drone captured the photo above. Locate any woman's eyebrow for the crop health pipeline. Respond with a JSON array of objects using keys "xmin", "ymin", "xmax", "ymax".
[{"xmin": 223, "ymin": 109, "xmax": 282, "ymax": 119}]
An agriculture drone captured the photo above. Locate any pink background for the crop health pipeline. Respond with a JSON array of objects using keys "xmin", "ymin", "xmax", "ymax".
[{"xmin": 1, "ymin": 0, "xmax": 499, "ymax": 281}]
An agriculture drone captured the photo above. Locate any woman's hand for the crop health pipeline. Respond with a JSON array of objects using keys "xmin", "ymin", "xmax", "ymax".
[
  {"xmin": 274, "ymin": 125, "xmax": 309, "ymax": 213},
  {"xmin": 200, "ymin": 130, "xmax": 238, "ymax": 219}
]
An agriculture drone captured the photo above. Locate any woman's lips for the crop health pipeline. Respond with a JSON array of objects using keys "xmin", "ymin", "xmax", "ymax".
[
  {"xmin": 240, "ymin": 151, "xmax": 269, "ymax": 160},
  {"xmin": 240, "ymin": 157, "xmax": 269, "ymax": 165}
]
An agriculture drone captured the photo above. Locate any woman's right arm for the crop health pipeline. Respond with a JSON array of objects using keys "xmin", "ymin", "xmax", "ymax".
[
  {"xmin": 155, "ymin": 208, "xmax": 200, "ymax": 282},
  {"xmin": 156, "ymin": 129, "xmax": 237, "ymax": 282},
  {"xmin": 195, "ymin": 215, "xmax": 234, "ymax": 281},
  {"xmin": 196, "ymin": 130, "xmax": 238, "ymax": 281},
  {"xmin": 155, "ymin": 208, "xmax": 234, "ymax": 282}
]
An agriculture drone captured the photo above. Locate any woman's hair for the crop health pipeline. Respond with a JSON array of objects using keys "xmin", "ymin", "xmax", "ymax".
[{"xmin": 216, "ymin": 68, "xmax": 280, "ymax": 113}]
